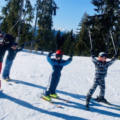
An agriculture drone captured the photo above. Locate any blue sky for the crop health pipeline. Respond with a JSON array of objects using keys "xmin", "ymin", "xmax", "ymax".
[{"xmin": 0, "ymin": 0, "xmax": 95, "ymax": 32}]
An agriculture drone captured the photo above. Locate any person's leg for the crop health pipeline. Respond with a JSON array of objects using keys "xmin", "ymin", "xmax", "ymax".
[
  {"xmin": 86, "ymin": 78, "xmax": 99, "ymax": 109},
  {"xmin": 0, "ymin": 63, "xmax": 2, "ymax": 74},
  {"xmin": 86, "ymin": 78, "xmax": 99, "ymax": 100},
  {"xmin": 98, "ymin": 78, "xmax": 105, "ymax": 99},
  {"xmin": 44, "ymin": 73, "xmax": 60, "ymax": 96},
  {"xmin": 6, "ymin": 60, "xmax": 13, "ymax": 79},
  {"xmin": 0, "ymin": 63, "xmax": 2, "ymax": 89},
  {"xmin": 50, "ymin": 75, "xmax": 60, "ymax": 95},
  {"xmin": 2, "ymin": 60, "xmax": 9, "ymax": 79}
]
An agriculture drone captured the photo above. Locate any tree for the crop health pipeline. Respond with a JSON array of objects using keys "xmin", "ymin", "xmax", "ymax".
[
  {"xmin": 1, "ymin": 0, "xmax": 21, "ymax": 36},
  {"xmin": 36, "ymin": 0, "xmax": 58, "ymax": 54},
  {"xmin": 82, "ymin": 0, "xmax": 120, "ymax": 57}
]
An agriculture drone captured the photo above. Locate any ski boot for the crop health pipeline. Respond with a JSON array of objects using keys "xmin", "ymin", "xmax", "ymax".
[
  {"xmin": 86, "ymin": 98, "xmax": 90, "ymax": 110},
  {"xmin": 95, "ymin": 96, "xmax": 109, "ymax": 104},
  {"xmin": 2, "ymin": 78, "xmax": 8, "ymax": 81},
  {"xmin": 42, "ymin": 95, "xmax": 51, "ymax": 101},
  {"xmin": 50, "ymin": 93, "xmax": 58, "ymax": 98}
]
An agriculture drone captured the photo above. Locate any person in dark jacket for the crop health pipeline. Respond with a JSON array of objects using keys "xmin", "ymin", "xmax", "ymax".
[
  {"xmin": 0, "ymin": 33, "xmax": 14, "ymax": 90},
  {"xmin": 43, "ymin": 50, "xmax": 73, "ymax": 101},
  {"xmin": 2, "ymin": 42, "xmax": 24, "ymax": 80},
  {"xmin": 86, "ymin": 49, "xmax": 119, "ymax": 110}
]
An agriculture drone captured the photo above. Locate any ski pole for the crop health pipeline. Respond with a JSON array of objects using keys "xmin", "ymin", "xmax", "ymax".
[
  {"xmin": 88, "ymin": 29, "xmax": 93, "ymax": 49},
  {"xmin": 8, "ymin": 10, "xmax": 27, "ymax": 34},
  {"xmin": 21, "ymin": 39, "xmax": 40, "ymax": 46},
  {"xmin": 110, "ymin": 30, "xmax": 117, "ymax": 54}
]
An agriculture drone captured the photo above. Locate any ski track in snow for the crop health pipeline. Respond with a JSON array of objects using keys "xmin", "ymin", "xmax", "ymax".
[{"xmin": 0, "ymin": 50, "xmax": 120, "ymax": 120}]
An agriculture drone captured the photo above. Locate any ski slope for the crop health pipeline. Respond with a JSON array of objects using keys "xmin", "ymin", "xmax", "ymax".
[{"xmin": 0, "ymin": 50, "xmax": 120, "ymax": 120}]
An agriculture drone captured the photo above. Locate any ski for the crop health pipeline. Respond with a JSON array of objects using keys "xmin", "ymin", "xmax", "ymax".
[
  {"xmin": 41, "ymin": 98, "xmax": 62, "ymax": 108},
  {"xmin": 92, "ymin": 98, "xmax": 120, "ymax": 110},
  {"xmin": 51, "ymin": 96, "xmax": 69, "ymax": 103},
  {"xmin": 3, "ymin": 79, "xmax": 18, "ymax": 85},
  {"xmin": 3, "ymin": 80, "xmax": 12, "ymax": 85},
  {"xmin": 37, "ymin": 94, "xmax": 62, "ymax": 108}
]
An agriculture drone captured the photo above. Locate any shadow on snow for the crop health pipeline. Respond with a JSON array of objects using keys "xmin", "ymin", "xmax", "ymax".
[
  {"xmin": 0, "ymin": 92, "xmax": 86, "ymax": 120},
  {"xmin": 1, "ymin": 79, "xmax": 120, "ymax": 118}
]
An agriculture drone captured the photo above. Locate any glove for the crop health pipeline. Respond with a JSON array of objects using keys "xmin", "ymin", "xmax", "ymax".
[
  {"xmin": 20, "ymin": 44, "xmax": 25, "ymax": 48},
  {"xmin": 70, "ymin": 53, "xmax": 73, "ymax": 58},
  {"xmin": 114, "ymin": 49, "xmax": 119, "ymax": 58},
  {"xmin": 48, "ymin": 51, "xmax": 54, "ymax": 57},
  {"xmin": 90, "ymin": 49, "xmax": 94, "ymax": 55},
  {"xmin": 4, "ymin": 34, "xmax": 15, "ymax": 44}
]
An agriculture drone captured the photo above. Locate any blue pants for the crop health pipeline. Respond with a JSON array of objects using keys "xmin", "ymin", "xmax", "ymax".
[
  {"xmin": 44, "ymin": 72, "xmax": 61, "ymax": 96},
  {"xmin": 2, "ymin": 59, "xmax": 13, "ymax": 79}
]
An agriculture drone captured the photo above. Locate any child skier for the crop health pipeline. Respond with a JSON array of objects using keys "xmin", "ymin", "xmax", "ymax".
[
  {"xmin": 0, "ymin": 33, "xmax": 14, "ymax": 90},
  {"xmin": 43, "ymin": 50, "xmax": 73, "ymax": 101},
  {"xmin": 86, "ymin": 49, "xmax": 119, "ymax": 110},
  {"xmin": 2, "ymin": 42, "xmax": 24, "ymax": 81}
]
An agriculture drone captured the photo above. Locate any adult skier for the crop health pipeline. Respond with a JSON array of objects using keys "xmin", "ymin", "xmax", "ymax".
[
  {"xmin": 86, "ymin": 49, "xmax": 119, "ymax": 110},
  {"xmin": 42, "ymin": 50, "xmax": 73, "ymax": 101},
  {"xmin": 0, "ymin": 33, "xmax": 14, "ymax": 90},
  {"xmin": 2, "ymin": 42, "xmax": 24, "ymax": 80}
]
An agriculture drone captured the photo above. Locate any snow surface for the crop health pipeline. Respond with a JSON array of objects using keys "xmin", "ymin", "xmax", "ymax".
[{"xmin": 0, "ymin": 50, "xmax": 120, "ymax": 120}]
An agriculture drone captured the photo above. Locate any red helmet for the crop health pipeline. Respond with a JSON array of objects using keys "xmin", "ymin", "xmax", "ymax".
[{"xmin": 56, "ymin": 50, "xmax": 63, "ymax": 55}]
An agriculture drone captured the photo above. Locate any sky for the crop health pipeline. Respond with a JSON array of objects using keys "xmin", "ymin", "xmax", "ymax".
[{"xmin": 0, "ymin": 0, "xmax": 95, "ymax": 32}]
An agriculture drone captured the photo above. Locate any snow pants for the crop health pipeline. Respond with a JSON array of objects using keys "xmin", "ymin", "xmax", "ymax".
[
  {"xmin": 86, "ymin": 78, "xmax": 105, "ymax": 99},
  {"xmin": 2, "ymin": 59, "xmax": 13, "ymax": 79},
  {"xmin": 0, "ymin": 63, "xmax": 2, "ymax": 88},
  {"xmin": 0, "ymin": 63, "xmax": 2, "ymax": 74},
  {"xmin": 44, "ymin": 72, "xmax": 61, "ymax": 96}
]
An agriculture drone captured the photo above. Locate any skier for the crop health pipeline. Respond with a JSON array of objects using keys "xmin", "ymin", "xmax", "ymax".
[
  {"xmin": 2, "ymin": 42, "xmax": 24, "ymax": 81},
  {"xmin": 86, "ymin": 49, "xmax": 119, "ymax": 110},
  {"xmin": 42, "ymin": 50, "xmax": 73, "ymax": 101},
  {"xmin": 0, "ymin": 33, "xmax": 14, "ymax": 90}
]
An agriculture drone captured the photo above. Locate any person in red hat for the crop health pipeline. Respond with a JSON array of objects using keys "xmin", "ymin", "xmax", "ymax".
[
  {"xmin": 42, "ymin": 50, "xmax": 73, "ymax": 101},
  {"xmin": 0, "ymin": 33, "xmax": 14, "ymax": 90},
  {"xmin": 2, "ymin": 42, "xmax": 24, "ymax": 81}
]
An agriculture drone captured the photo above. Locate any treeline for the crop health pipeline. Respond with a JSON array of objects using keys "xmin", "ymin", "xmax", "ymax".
[{"xmin": 0, "ymin": 0, "xmax": 120, "ymax": 58}]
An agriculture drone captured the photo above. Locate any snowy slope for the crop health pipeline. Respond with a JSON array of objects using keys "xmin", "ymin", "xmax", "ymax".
[{"xmin": 0, "ymin": 50, "xmax": 120, "ymax": 120}]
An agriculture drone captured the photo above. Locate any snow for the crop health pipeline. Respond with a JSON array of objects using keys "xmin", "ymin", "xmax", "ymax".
[{"xmin": 0, "ymin": 50, "xmax": 120, "ymax": 120}]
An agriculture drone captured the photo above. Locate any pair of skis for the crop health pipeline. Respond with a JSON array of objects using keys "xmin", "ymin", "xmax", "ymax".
[
  {"xmin": 86, "ymin": 98, "xmax": 120, "ymax": 110},
  {"xmin": 40, "ymin": 96, "xmax": 69, "ymax": 108},
  {"xmin": 3, "ymin": 79, "xmax": 18, "ymax": 85}
]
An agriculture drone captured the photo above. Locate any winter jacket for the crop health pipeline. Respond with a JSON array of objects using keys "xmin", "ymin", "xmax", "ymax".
[
  {"xmin": 0, "ymin": 40, "xmax": 14, "ymax": 63},
  {"xmin": 92, "ymin": 55, "xmax": 116, "ymax": 78},
  {"xmin": 47, "ymin": 53, "xmax": 72, "ymax": 75},
  {"xmin": 6, "ymin": 46, "xmax": 23, "ymax": 60}
]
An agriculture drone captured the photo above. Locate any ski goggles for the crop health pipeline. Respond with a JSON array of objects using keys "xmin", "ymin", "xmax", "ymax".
[
  {"xmin": 56, "ymin": 54, "xmax": 63, "ymax": 58},
  {"xmin": 13, "ymin": 45, "xmax": 18, "ymax": 47}
]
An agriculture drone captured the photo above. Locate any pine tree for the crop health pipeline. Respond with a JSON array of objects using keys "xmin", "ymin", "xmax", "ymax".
[
  {"xmin": 1, "ymin": 0, "xmax": 34, "ymax": 45},
  {"xmin": 36, "ymin": 0, "xmax": 58, "ymax": 54},
  {"xmin": 1, "ymin": 0, "xmax": 21, "ymax": 36},
  {"xmin": 83, "ymin": 0, "xmax": 120, "ymax": 57},
  {"xmin": 19, "ymin": 0, "xmax": 34, "ymax": 47}
]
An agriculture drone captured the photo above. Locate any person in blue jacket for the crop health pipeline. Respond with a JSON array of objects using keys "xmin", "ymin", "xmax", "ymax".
[
  {"xmin": 43, "ymin": 50, "xmax": 73, "ymax": 101},
  {"xmin": 2, "ymin": 42, "xmax": 24, "ymax": 80}
]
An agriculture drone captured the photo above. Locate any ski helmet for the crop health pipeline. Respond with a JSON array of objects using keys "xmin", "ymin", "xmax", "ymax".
[
  {"xmin": 0, "ymin": 34, "xmax": 4, "ymax": 45},
  {"xmin": 56, "ymin": 50, "xmax": 63, "ymax": 55},
  {"xmin": 98, "ymin": 52, "xmax": 107, "ymax": 61},
  {"xmin": 55, "ymin": 50, "xmax": 63, "ymax": 59}
]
